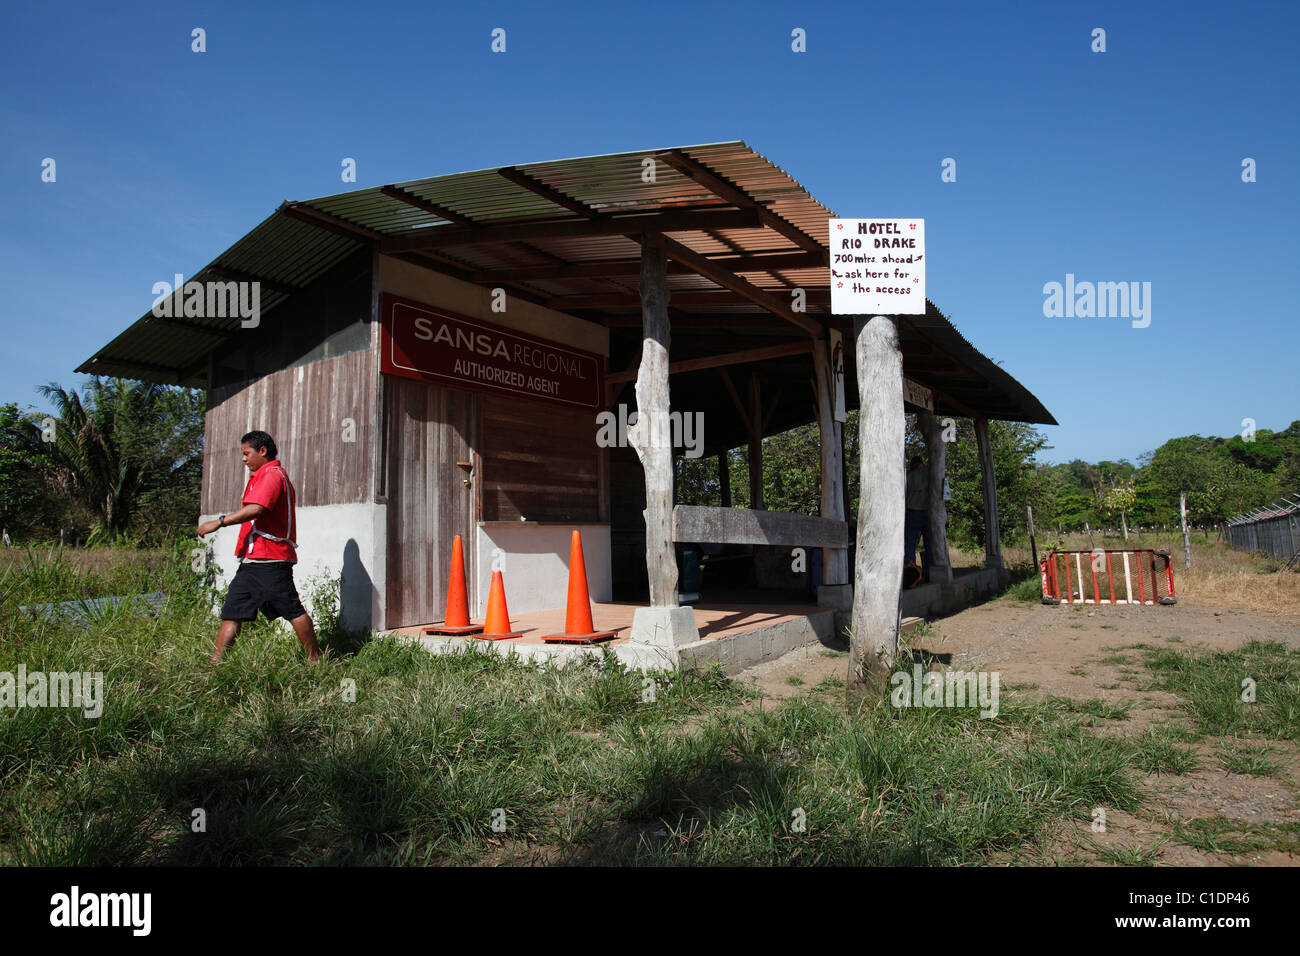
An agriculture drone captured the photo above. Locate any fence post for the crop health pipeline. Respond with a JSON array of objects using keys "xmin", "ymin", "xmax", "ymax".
[{"xmin": 1180, "ymin": 493, "xmax": 1191, "ymax": 570}]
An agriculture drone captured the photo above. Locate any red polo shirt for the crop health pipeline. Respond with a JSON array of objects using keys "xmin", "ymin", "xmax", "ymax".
[{"xmin": 234, "ymin": 459, "xmax": 298, "ymax": 562}]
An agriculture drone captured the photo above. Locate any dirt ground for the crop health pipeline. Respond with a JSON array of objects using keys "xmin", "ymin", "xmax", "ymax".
[{"xmin": 735, "ymin": 591, "xmax": 1300, "ymax": 866}]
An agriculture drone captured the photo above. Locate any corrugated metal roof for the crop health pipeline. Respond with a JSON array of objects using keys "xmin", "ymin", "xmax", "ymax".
[{"xmin": 78, "ymin": 140, "xmax": 1055, "ymax": 425}]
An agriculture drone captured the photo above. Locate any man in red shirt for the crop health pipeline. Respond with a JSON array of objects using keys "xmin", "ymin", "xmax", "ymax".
[{"xmin": 197, "ymin": 430, "xmax": 321, "ymax": 663}]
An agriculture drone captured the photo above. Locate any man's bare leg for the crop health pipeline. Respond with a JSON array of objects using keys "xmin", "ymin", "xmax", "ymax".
[
  {"xmin": 212, "ymin": 619, "xmax": 241, "ymax": 662},
  {"xmin": 289, "ymin": 613, "xmax": 321, "ymax": 662}
]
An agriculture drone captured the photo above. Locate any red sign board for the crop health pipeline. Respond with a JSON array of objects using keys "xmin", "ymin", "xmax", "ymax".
[{"xmin": 379, "ymin": 294, "xmax": 604, "ymax": 410}]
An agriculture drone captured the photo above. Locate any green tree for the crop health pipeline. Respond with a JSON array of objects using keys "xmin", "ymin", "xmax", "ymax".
[
  {"xmin": 1101, "ymin": 476, "xmax": 1137, "ymax": 539},
  {"xmin": 36, "ymin": 379, "xmax": 204, "ymax": 542},
  {"xmin": 0, "ymin": 403, "xmax": 60, "ymax": 540}
]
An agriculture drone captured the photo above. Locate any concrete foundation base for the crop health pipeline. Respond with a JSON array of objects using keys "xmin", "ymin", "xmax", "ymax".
[
  {"xmin": 901, "ymin": 566, "xmax": 1007, "ymax": 619},
  {"xmin": 816, "ymin": 583, "xmax": 853, "ymax": 610},
  {"xmin": 678, "ymin": 609, "xmax": 834, "ymax": 674},
  {"xmin": 816, "ymin": 583, "xmax": 853, "ymax": 639},
  {"xmin": 630, "ymin": 605, "xmax": 700, "ymax": 648}
]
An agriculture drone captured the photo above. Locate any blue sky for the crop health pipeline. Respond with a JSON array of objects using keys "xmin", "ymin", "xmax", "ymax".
[{"xmin": 1, "ymin": 0, "xmax": 1296, "ymax": 465}]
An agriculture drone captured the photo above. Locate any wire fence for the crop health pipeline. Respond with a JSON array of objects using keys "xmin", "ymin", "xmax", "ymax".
[{"xmin": 1224, "ymin": 494, "xmax": 1300, "ymax": 567}]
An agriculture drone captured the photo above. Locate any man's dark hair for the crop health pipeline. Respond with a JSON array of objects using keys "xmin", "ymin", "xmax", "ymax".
[
  {"xmin": 241, "ymin": 430, "xmax": 277, "ymax": 459},
  {"xmin": 909, "ymin": 455, "xmax": 924, "ymax": 470}
]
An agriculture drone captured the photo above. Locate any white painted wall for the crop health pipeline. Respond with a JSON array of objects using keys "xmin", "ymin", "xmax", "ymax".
[
  {"xmin": 474, "ymin": 524, "xmax": 612, "ymax": 618},
  {"xmin": 201, "ymin": 502, "xmax": 384, "ymax": 633}
]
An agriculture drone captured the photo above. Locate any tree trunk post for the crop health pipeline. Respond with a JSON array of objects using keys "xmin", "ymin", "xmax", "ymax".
[
  {"xmin": 628, "ymin": 236, "xmax": 697, "ymax": 648},
  {"xmin": 974, "ymin": 416, "xmax": 1002, "ymax": 570},
  {"xmin": 916, "ymin": 409, "xmax": 953, "ymax": 584},
  {"xmin": 813, "ymin": 334, "xmax": 850, "ymax": 621},
  {"xmin": 848, "ymin": 316, "xmax": 905, "ymax": 699},
  {"xmin": 747, "ymin": 374, "xmax": 764, "ymax": 510},
  {"xmin": 718, "ymin": 450, "xmax": 731, "ymax": 508},
  {"xmin": 1180, "ymin": 492, "xmax": 1192, "ymax": 570}
]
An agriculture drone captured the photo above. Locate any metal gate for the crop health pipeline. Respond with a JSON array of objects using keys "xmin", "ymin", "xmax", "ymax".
[{"xmin": 1040, "ymin": 549, "xmax": 1176, "ymax": 605}]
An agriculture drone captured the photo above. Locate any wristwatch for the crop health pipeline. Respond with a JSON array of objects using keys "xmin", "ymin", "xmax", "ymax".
[{"xmin": 218, "ymin": 514, "xmax": 226, "ymax": 527}]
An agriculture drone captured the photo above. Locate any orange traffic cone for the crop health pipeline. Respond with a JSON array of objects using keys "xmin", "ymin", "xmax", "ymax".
[
  {"xmin": 478, "ymin": 570, "xmax": 523, "ymax": 641},
  {"xmin": 543, "ymin": 530, "xmax": 619, "ymax": 644},
  {"xmin": 424, "ymin": 535, "xmax": 484, "ymax": 635}
]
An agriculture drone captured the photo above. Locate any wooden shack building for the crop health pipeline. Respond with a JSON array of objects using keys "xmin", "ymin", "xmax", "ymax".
[{"xmin": 80, "ymin": 142, "xmax": 1054, "ymax": 659}]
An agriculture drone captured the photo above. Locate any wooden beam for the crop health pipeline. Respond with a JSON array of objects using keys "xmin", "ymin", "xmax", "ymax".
[
  {"xmin": 381, "ymin": 208, "xmax": 761, "ymax": 254},
  {"xmin": 390, "ymin": 252, "xmax": 551, "ymax": 308},
  {"xmin": 83, "ymin": 355, "xmax": 186, "ymax": 382},
  {"xmin": 498, "ymin": 167, "xmax": 603, "ymax": 219},
  {"xmin": 468, "ymin": 250, "xmax": 825, "ymax": 283},
  {"xmin": 672, "ymin": 505, "xmax": 849, "ymax": 548},
  {"xmin": 279, "ymin": 202, "xmax": 381, "ymax": 242},
  {"xmin": 718, "ymin": 368, "xmax": 751, "ymax": 433},
  {"xmin": 645, "ymin": 232, "xmax": 824, "ymax": 338},
  {"xmin": 603, "ymin": 314, "xmax": 795, "ymax": 330},
  {"xmin": 604, "ymin": 340, "xmax": 812, "ymax": 384},
  {"xmin": 547, "ymin": 289, "xmax": 830, "ymax": 310},
  {"xmin": 380, "ymin": 186, "xmax": 476, "ymax": 227},
  {"xmin": 658, "ymin": 150, "xmax": 827, "ymax": 261},
  {"xmin": 924, "ymin": 381, "xmax": 981, "ymax": 419},
  {"xmin": 143, "ymin": 315, "xmax": 231, "ymax": 336},
  {"xmin": 761, "ymin": 388, "xmax": 783, "ymax": 434},
  {"xmin": 205, "ymin": 267, "xmax": 300, "ymax": 298}
]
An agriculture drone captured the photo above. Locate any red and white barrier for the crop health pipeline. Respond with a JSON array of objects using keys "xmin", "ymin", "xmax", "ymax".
[{"xmin": 1040, "ymin": 549, "xmax": 1176, "ymax": 606}]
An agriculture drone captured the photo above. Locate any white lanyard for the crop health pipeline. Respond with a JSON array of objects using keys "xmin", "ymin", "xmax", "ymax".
[{"xmin": 243, "ymin": 465, "xmax": 297, "ymax": 555}]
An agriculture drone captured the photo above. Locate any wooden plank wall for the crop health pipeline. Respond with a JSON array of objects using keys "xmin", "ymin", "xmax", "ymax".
[
  {"xmin": 480, "ymin": 393, "xmax": 602, "ymax": 523},
  {"xmin": 202, "ymin": 348, "xmax": 375, "ymax": 512}
]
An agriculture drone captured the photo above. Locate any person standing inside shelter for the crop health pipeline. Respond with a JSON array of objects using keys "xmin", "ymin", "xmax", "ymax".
[
  {"xmin": 904, "ymin": 455, "xmax": 929, "ymax": 587},
  {"xmin": 197, "ymin": 430, "xmax": 320, "ymax": 663}
]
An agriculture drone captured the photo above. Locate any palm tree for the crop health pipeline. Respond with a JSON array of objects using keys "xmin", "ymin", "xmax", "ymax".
[{"xmin": 37, "ymin": 379, "xmax": 201, "ymax": 540}]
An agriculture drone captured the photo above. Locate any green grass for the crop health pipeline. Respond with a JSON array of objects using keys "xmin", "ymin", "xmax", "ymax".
[
  {"xmin": 2, "ymin": 545, "xmax": 1271, "ymax": 866},
  {"xmin": 1004, "ymin": 567, "xmax": 1042, "ymax": 603},
  {"xmin": 1094, "ymin": 836, "xmax": 1170, "ymax": 866},
  {"xmin": 1215, "ymin": 741, "xmax": 1283, "ymax": 777},
  {"xmin": 1139, "ymin": 641, "xmax": 1300, "ymax": 740},
  {"xmin": 1130, "ymin": 729, "xmax": 1200, "ymax": 775},
  {"xmin": 1171, "ymin": 817, "xmax": 1274, "ymax": 856},
  {"xmin": 1049, "ymin": 697, "xmax": 1133, "ymax": 721}
]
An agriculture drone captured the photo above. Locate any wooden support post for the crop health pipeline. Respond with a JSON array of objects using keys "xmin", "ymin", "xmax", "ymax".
[
  {"xmin": 813, "ymin": 335, "xmax": 849, "ymax": 602},
  {"xmin": 1180, "ymin": 492, "xmax": 1192, "ymax": 571},
  {"xmin": 917, "ymin": 409, "xmax": 953, "ymax": 584},
  {"xmin": 849, "ymin": 316, "xmax": 905, "ymax": 695},
  {"xmin": 974, "ymin": 416, "xmax": 1003, "ymax": 570},
  {"xmin": 718, "ymin": 450, "xmax": 731, "ymax": 508},
  {"xmin": 747, "ymin": 374, "xmax": 764, "ymax": 510},
  {"xmin": 628, "ymin": 239, "xmax": 678, "ymax": 607}
]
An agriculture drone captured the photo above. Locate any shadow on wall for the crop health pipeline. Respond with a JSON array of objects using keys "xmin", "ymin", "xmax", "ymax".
[{"xmin": 340, "ymin": 538, "xmax": 374, "ymax": 634}]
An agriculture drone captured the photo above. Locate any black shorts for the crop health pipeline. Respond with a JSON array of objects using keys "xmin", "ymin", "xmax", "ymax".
[{"xmin": 220, "ymin": 561, "xmax": 307, "ymax": 622}]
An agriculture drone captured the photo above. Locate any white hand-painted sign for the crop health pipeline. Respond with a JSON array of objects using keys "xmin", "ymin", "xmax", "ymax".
[{"xmin": 829, "ymin": 218, "xmax": 926, "ymax": 315}]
